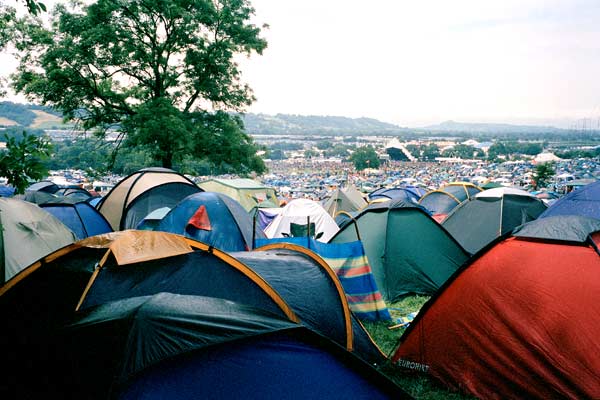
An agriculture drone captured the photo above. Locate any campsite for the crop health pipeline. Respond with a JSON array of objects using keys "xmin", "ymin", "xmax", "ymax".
[
  {"xmin": 1, "ymin": 162, "xmax": 599, "ymax": 399},
  {"xmin": 0, "ymin": 1, "xmax": 599, "ymax": 397}
]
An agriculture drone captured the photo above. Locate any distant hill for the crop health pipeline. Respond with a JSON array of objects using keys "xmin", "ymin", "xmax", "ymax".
[
  {"xmin": 0, "ymin": 101, "xmax": 66, "ymax": 128},
  {"xmin": 240, "ymin": 113, "xmax": 407, "ymax": 135},
  {"xmin": 423, "ymin": 120, "xmax": 569, "ymax": 134}
]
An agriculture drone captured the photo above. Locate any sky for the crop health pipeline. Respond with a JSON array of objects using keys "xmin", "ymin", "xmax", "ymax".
[{"xmin": 3, "ymin": 0, "xmax": 600, "ymax": 128}]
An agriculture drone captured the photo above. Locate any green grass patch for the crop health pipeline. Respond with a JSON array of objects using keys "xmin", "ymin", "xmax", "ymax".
[{"xmin": 363, "ymin": 295, "xmax": 476, "ymax": 400}]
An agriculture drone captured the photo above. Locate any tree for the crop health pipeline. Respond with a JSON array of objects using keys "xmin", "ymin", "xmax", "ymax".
[
  {"xmin": 0, "ymin": 131, "xmax": 52, "ymax": 194},
  {"xmin": 11, "ymin": 0, "xmax": 267, "ymax": 172},
  {"xmin": 350, "ymin": 146, "xmax": 380, "ymax": 171},
  {"xmin": 532, "ymin": 162, "xmax": 555, "ymax": 190}
]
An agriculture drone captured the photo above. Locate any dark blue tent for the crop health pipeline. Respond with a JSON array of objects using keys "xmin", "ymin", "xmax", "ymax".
[
  {"xmin": 539, "ymin": 179, "xmax": 600, "ymax": 220},
  {"xmin": 40, "ymin": 202, "xmax": 113, "ymax": 240},
  {"xmin": 156, "ymin": 191, "xmax": 266, "ymax": 251},
  {"xmin": 26, "ymin": 293, "xmax": 410, "ymax": 399},
  {"xmin": 368, "ymin": 186, "xmax": 424, "ymax": 203}
]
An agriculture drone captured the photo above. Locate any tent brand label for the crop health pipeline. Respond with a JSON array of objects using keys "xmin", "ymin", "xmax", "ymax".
[{"xmin": 396, "ymin": 358, "xmax": 429, "ymax": 373}]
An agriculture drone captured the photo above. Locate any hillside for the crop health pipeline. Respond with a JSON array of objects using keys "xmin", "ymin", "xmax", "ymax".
[
  {"xmin": 424, "ymin": 120, "xmax": 569, "ymax": 134},
  {"xmin": 240, "ymin": 113, "xmax": 407, "ymax": 135},
  {"xmin": 0, "ymin": 101, "xmax": 67, "ymax": 128}
]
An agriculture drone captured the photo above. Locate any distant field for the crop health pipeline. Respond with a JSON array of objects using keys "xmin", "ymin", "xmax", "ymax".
[
  {"xmin": 0, "ymin": 117, "xmax": 19, "ymax": 126},
  {"xmin": 30, "ymin": 110, "xmax": 69, "ymax": 129}
]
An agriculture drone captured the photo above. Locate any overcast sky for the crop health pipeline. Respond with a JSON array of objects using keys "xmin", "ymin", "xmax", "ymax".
[{"xmin": 3, "ymin": 0, "xmax": 600, "ymax": 128}]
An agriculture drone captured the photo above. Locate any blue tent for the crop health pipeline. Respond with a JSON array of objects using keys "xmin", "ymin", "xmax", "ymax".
[
  {"xmin": 0, "ymin": 185, "xmax": 15, "ymax": 197},
  {"xmin": 368, "ymin": 186, "xmax": 424, "ymax": 203},
  {"xmin": 156, "ymin": 191, "xmax": 266, "ymax": 251},
  {"xmin": 40, "ymin": 202, "xmax": 113, "ymax": 240},
  {"xmin": 539, "ymin": 179, "xmax": 600, "ymax": 220}
]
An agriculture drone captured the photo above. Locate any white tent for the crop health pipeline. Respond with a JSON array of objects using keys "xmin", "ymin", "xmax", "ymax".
[{"xmin": 264, "ymin": 198, "xmax": 340, "ymax": 242}]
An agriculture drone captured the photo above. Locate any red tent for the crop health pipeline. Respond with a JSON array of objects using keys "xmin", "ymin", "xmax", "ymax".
[{"xmin": 392, "ymin": 216, "xmax": 600, "ymax": 399}]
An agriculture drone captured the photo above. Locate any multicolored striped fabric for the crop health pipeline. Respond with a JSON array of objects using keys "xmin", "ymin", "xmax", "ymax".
[{"xmin": 255, "ymin": 237, "xmax": 391, "ymax": 321}]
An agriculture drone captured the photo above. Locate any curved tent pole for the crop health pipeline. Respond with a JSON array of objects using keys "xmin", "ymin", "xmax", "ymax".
[{"xmin": 335, "ymin": 210, "xmax": 362, "ymax": 241}]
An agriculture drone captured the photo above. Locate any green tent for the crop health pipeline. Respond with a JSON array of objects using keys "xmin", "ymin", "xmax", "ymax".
[
  {"xmin": 0, "ymin": 198, "xmax": 77, "ymax": 284},
  {"xmin": 330, "ymin": 200, "xmax": 470, "ymax": 302},
  {"xmin": 322, "ymin": 185, "xmax": 367, "ymax": 218},
  {"xmin": 198, "ymin": 178, "xmax": 279, "ymax": 212}
]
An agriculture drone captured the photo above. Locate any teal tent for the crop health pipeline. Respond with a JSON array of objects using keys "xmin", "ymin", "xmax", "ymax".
[{"xmin": 330, "ymin": 200, "xmax": 470, "ymax": 302}]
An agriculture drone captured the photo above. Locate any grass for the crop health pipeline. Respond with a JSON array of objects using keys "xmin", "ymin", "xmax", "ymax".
[{"xmin": 362, "ymin": 295, "xmax": 476, "ymax": 400}]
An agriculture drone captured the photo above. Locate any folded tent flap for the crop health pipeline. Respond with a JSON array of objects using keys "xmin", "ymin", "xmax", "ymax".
[{"xmin": 78, "ymin": 230, "xmax": 194, "ymax": 266}]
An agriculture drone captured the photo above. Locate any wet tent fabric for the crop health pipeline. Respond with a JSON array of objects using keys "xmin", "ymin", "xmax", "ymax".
[
  {"xmin": 75, "ymin": 237, "xmax": 384, "ymax": 364},
  {"xmin": 25, "ymin": 180, "xmax": 60, "ymax": 194},
  {"xmin": 135, "ymin": 206, "xmax": 171, "ymax": 230},
  {"xmin": 418, "ymin": 182, "xmax": 482, "ymax": 221},
  {"xmin": 330, "ymin": 200, "xmax": 469, "ymax": 302},
  {"xmin": 442, "ymin": 187, "xmax": 547, "ymax": 254},
  {"xmin": 54, "ymin": 186, "xmax": 95, "ymax": 203},
  {"xmin": 539, "ymin": 179, "xmax": 600, "ymax": 219},
  {"xmin": 198, "ymin": 178, "xmax": 279, "ymax": 212},
  {"xmin": 0, "ymin": 198, "xmax": 77, "ymax": 284},
  {"xmin": 322, "ymin": 185, "xmax": 367, "ymax": 217},
  {"xmin": 156, "ymin": 192, "xmax": 265, "ymax": 251},
  {"xmin": 392, "ymin": 219, "xmax": 600, "ymax": 399},
  {"xmin": 264, "ymin": 198, "xmax": 340, "ymax": 242},
  {"xmin": 39, "ymin": 293, "xmax": 409, "ymax": 400},
  {"xmin": 255, "ymin": 237, "xmax": 391, "ymax": 321},
  {"xmin": 40, "ymin": 202, "xmax": 113, "ymax": 240},
  {"xmin": 97, "ymin": 167, "xmax": 201, "ymax": 230}
]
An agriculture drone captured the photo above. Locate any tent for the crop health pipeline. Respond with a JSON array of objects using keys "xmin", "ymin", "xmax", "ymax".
[
  {"xmin": 330, "ymin": 200, "xmax": 470, "ymax": 302},
  {"xmin": 418, "ymin": 182, "xmax": 482, "ymax": 222},
  {"xmin": 367, "ymin": 186, "xmax": 424, "ymax": 204},
  {"xmin": 539, "ymin": 179, "xmax": 600, "ymax": 220},
  {"xmin": 392, "ymin": 215, "xmax": 600, "ymax": 399},
  {"xmin": 54, "ymin": 186, "xmax": 96, "ymax": 203},
  {"xmin": 251, "ymin": 206, "xmax": 284, "ymax": 231},
  {"xmin": 25, "ymin": 180, "xmax": 60, "ymax": 194},
  {"xmin": 97, "ymin": 167, "xmax": 202, "ymax": 230},
  {"xmin": 0, "ymin": 185, "xmax": 15, "ymax": 197},
  {"xmin": 198, "ymin": 178, "xmax": 279, "ymax": 212},
  {"xmin": 322, "ymin": 185, "xmax": 367, "ymax": 217},
  {"xmin": 255, "ymin": 237, "xmax": 391, "ymax": 321},
  {"xmin": 442, "ymin": 187, "xmax": 547, "ymax": 254},
  {"xmin": 264, "ymin": 198, "xmax": 340, "ymax": 242},
  {"xmin": 17, "ymin": 293, "xmax": 410, "ymax": 399},
  {"xmin": 0, "ymin": 198, "xmax": 77, "ymax": 284},
  {"xmin": 77, "ymin": 237, "xmax": 384, "ymax": 364},
  {"xmin": 155, "ymin": 191, "xmax": 266, "ymax": 251},
  {"xmin": 40, "ymin": 202, "xmax": 113, "ymax": 240}
]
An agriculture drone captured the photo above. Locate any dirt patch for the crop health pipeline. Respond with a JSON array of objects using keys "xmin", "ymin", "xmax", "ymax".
[
  {"xmin": 0, "ymin": 117, "xmax": 19, "ymax": 126},
  {"xmin": 31, "ymin": 110, "xmax": 63, "ymax": 128}
]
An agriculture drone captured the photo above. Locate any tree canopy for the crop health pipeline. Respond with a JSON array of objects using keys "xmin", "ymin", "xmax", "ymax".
[
  {"xmin": 11, "ymin": 0, "xmax": 267, "ymax": 173},
  {"xmin": 0, "ymin": 131, "xmax": 52, "ymax": 194},
  {"xmin": 350, "ymin": 145, "xmax": 380, "ymax": 171}
]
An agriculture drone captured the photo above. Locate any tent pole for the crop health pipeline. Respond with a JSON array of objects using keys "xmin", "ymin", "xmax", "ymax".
[{"xmin": 252, "ymin": 210, "xmax": 257, "ymax": 250}]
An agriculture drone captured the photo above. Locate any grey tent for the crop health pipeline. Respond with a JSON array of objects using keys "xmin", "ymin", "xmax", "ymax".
[{"xmin": 0, "ymin": 198, "xmax": 77, "ymax": 284}]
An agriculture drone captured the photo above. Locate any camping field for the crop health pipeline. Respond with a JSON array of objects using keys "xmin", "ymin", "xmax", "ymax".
[{"xmin": 363, "ymin": 295, "xmax": 475, "ymax": 400}]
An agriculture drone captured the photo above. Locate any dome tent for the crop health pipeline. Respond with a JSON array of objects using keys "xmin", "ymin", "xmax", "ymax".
[
  {"xmin": 418, "ymin": 181, "xmax": 482, "ymax": 222},
  {"xmin": 330, "ymin": 200, "xmax": 469, "ymax": 302},
  {"xmin": 0, "ymin": 230, "xmax": 384, "ymax": 383},
  {"xmin": 0, "ymin": 198, "xmax": 77, "ymax": 284},
  {"xmin": 155, "ymin": 191, "xmax": 266, "ymax": 251},
  {"xmin": 264, "ymin": 198, "xmax": 340, "ymax": 242},
  {"xmin": 442, "ymin": 187, "xmax": 547, "ymax": 254},
  {"xmin": 97, "ymin": 167, "xmax": 202, "ymax": 230},
  {"xmin": 40, "ymin": 202, "xmax": 113, "ymax": 240},
  {"xmin": 392, "ymin": 215, "xmax": 600, "ymax": 399}
]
